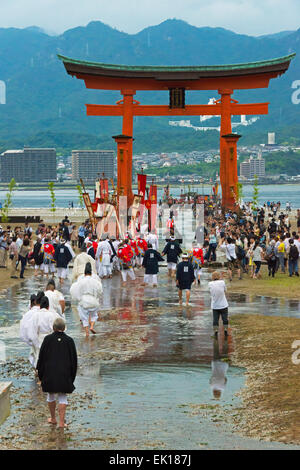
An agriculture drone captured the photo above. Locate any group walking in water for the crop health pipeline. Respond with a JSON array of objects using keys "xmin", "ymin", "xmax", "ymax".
[{"xmin": 16, "ymin": 195, "xmax": 300, "ymax": 428}]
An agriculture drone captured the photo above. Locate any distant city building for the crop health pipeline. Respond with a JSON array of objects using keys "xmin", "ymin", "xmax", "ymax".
[
  {"xmin": 72, "ymin": 150, "xmax": 115, "ymax": 182},
  {"xmin": 268, "ymin": 132, "xmax": 276, "ymax": 145},
  {"xmin": 0, "ymin": 147, "xmax": 57, "ymax": 182},
  {"xmin": 240, "ymin": 155, "xmax": 265, "ymax": 179}
]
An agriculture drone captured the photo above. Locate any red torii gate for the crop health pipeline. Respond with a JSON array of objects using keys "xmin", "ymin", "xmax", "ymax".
[{"xmin": 59, "ymin": 53, "xmax": 295, "ymax": 209}]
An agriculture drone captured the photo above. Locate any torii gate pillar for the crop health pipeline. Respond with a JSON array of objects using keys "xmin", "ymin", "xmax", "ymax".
[
  {"xmin": 221, "ymin": 133, "xmax": 241, "ymax": 210},
  {"xmin": 112, "ymin": 134, "xmax": 134, "ymax": 204}
]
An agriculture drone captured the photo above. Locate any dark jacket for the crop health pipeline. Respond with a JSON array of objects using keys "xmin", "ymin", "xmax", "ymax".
[
  {"xmin": 162, "ymin": 240, "xmax": 182, "ymax": 263},
  {"xmin": 37, "ymin": 331, "xmax": 77, "ymax": 394},
  {"xmin": 176, "ymin": 261, "xmax": 195, "ymax": 289},
  {"xmin": 62, "ymin": 225, "xmax": 70, "ymax": 241},
  {"xmin": 142, "ymin": 249, "xmax": 164, "ymax": 274},
  {"xmin": 54, "ymin": 243, "xmax": 73, "ymax": 268},
  {"xmin": 87, "ymin": 246, "xmax": 95, "ymax": 259},
  {"xmin": 33, "ymin": 241, "xmax": 43, "ymax": 265}
]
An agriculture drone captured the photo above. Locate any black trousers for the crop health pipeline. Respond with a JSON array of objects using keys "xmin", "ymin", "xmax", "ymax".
[
  {"xmin": 78, "ymin": 236, "xmax": 84, "ymax": 249},
  {"xmin": 213, "ymin": 307, "xmax": 228, "ymax": 328},
  {"xmin": 268, "ymin": 259, "xmax": 276, "ymax": 277}
]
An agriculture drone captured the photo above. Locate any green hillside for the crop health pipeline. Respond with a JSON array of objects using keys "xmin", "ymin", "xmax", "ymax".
[{"xmin": 0, "ymin": 19, "xmax": 299, "ymax": 154}]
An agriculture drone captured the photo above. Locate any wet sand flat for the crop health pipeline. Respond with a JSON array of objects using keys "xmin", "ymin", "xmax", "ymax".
[
  {"xmin": 229, "ymin": 314, "xmax": 300, "ymax": 443},
  {"xmin": 0, "ymin": 269, "xmax": 300, "ymax": 449}
]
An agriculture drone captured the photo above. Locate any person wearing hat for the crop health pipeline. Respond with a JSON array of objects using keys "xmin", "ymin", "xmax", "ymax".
[
  {"xmin": 54, "ymin": 238, "xmax": 73, "ymax": 285},
  {"xmin": 162, "ymin": 236, "xmax": 182, "ymax": 278},
  {"xmin": 176, "ymin": 253, "xmax": 195, "ymax": 306}
]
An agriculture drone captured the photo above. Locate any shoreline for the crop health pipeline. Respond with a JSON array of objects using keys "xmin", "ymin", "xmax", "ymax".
[{"xmin": 227, "ymin": 313, "xmax": 300, "ymax": 444}]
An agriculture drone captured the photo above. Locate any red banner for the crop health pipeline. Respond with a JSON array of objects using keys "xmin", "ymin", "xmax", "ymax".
[
  {"xmin": 148, "ymin": 185, "xmax": 157, "ymax": 231},
  {"xmin": 149, "ymin": 184, "xmax": 157, "ymax": 204},
  {"xmin": 137, "ymin": 174, "xmax": 147, "ymax": 203},
  {"xmin": 137, "ymin": 173, "xmax": 147, "ymax": 227},
  {"xmin": 100, "ymin": 178, "xmax": 109, "ymax": 199}
]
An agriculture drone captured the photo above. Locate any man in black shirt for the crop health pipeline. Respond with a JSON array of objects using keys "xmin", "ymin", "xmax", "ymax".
[
  {"xmin": 162, "ymin": 236, "xmax": 182, "ymax": 278},
  {"xmin": 176, "ymin": 253, "xmax": 195, "ymax": 306}
]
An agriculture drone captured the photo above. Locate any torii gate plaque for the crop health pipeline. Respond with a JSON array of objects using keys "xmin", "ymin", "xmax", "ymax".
[{"xmin": 59, "ymin": 53, "xmax": 295, "ymax": 209}]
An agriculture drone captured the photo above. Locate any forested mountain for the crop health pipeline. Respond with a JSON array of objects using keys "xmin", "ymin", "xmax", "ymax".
[{"xmin": 0, "ymin": 19, "xmax": 299, "ymax": 154}]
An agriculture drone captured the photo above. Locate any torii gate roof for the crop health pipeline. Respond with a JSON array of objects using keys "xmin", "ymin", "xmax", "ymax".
[{"xmin": 58, "ymin": 53, "xmax": 295, "ymax": 80}]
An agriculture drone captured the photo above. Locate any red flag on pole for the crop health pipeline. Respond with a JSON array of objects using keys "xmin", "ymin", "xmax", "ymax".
[
  {"xmin": 100, "ymin": 178, "xmax": 109, "ymax": 199},
  {"xmin": 137, "ymin": 174, "xmax": 147, "ymax": 203}
]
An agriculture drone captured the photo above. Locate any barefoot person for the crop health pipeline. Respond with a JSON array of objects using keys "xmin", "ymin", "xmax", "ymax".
[
  {"xmin": 142, "ymin": 242, "xmax": 164, "ymax": 287},
  {"xmin": 70, "ymin": 262, "xmax": 103, "ymax": 337},
  {"xmin": 208, "ymin": 271, "xmax": 229, "ymax": 338},
  {"xmin": 37, "ymin": 317, "xmax": 77, "ymax": 428},
  {"xmin": 176, "ymin": 253, "xmax": 195, "ymax": 306}
]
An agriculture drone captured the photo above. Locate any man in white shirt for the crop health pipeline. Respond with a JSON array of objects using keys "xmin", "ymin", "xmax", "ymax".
[
  {"xmin": 208, "ymin": 271, "xmax": 229, "ymax": 338},
  {"xmin": 220, "ymin": 237, "xmax": 241, "ymax": 281}
]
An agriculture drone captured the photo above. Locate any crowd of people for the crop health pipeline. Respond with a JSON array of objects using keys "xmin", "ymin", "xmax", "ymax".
[{"xmin": 15, "ymin": 197, "xmax": 300, "ymax": 428}]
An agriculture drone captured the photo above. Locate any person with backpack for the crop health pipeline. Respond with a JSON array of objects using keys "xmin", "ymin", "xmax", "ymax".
[
  {"xmin": 265, "ymin": 239, "xmax": 277, "ymax": 277},
  {"xmin": 287, "ymin": 239, "xmax": 299, "ymax": 277},
  {"xmin": 235, "ymin": 237, "xmax": 246, "ymax": 276},
  {"xmin": 249, "ymin": 240, "xmax": 264, "ymax": 279}
]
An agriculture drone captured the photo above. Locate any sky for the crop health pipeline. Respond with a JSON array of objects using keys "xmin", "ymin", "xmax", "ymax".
[{"xmin": 0, "ymin": 0, "xmax": 299, "ymax": 36}]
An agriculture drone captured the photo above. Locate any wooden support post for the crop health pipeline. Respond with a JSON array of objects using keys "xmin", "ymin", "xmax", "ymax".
[
  {"xmin": 219, "ymin": 89, "xmax": 233, "ymax": 209},
  {"xmin": 121, "ymin": 89, "xmax": 136, "ymax": 206},
  {"xmin": 221, "ymin": 133, "xmax": 241, "ymax": 210}
]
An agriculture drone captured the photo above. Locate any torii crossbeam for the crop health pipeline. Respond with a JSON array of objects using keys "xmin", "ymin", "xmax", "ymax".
[{"xmin": 59, "ymin": 53, "xmax": 295, "ymax": 209}]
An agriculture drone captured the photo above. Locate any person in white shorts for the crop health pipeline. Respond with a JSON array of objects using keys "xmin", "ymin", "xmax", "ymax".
[
  {"xmin": 162, "ymin": 237, "xmax": 182, "ymax": 278},
  {"xmin": 142, "ymin": 243, "xmax": 164, "ymax": 287},
  {"xmin": 70, "ymin": 262, "xmax": 103, "ymax": 337},
  {"xmin": 42, "ymin": 238, "xmax": 56, "ymax": 276},
  {"xmin": 54, "ymin": 238, "xmax": 73, "ymax": 284}
]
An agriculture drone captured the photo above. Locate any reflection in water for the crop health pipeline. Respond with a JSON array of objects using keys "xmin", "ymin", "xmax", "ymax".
[
  {"xmin": 210, "ymin": 338, "xmax": 229, "ymax": 400},
  {"xmin": 1, "ymin": 267, "xmax": 300, "ymax": 449}
]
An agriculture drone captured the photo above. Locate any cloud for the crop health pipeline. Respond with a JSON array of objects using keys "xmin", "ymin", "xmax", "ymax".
[{"xmin": 0, "ymin": 0, "xmax": 299, "ymax": 36}]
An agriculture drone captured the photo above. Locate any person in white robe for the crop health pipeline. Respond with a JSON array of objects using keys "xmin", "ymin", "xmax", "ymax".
[
  {"xmin": 30, "ymin": 296, "xmax": 61, "ymax": 367},
  {"xmin": 97, "ymin": 237, "xmax": 112, "ymax": 278},
  {"xmin": 71, "ymin": 252, "xmax": 97, "ymax": 282},
  {"xmin": 19, "ymin": 294, "xmax": 39, "ymax": 367},
  {"xmin": 112, "ymin": 238, "xmax": 121, "ymax": 272},
  {"xmin": 45, "ymin": 279, "xmax": 65, "ymax": 319},
  {"xmin": 70, "ymin": 262, "xmax": 103, "ymax": 337},
  {"xmin": 146, "ymin": 231, "xmax": 159, "ymax": 251}
]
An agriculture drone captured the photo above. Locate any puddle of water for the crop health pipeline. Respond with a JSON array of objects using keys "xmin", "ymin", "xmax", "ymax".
[{"xmin": 1, "ymin": 268, "xmax": 300, "ymax": 449}]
